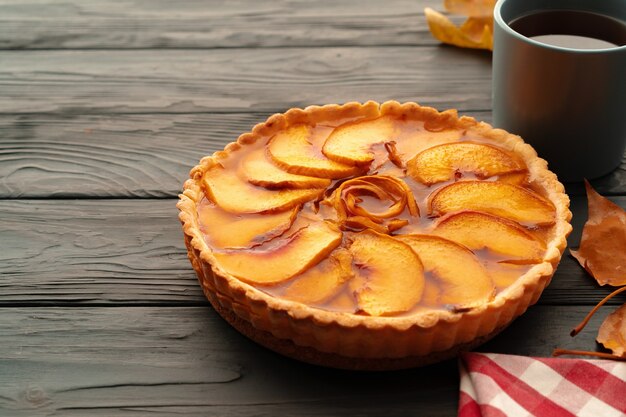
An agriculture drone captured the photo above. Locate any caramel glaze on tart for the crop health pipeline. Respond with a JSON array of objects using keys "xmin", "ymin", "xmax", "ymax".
[{"xmin": 178, "ymin": 101, "xmax": 572, "ymax": 369}]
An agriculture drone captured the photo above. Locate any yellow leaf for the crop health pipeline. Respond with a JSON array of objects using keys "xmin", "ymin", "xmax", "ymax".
[
  {"xmin": 424, "ymin": 7, "xmax": 493, "ymax": 50},
  {"xmin": 444, "ymin": 0, "xmax": 496, "ymax": 17}
]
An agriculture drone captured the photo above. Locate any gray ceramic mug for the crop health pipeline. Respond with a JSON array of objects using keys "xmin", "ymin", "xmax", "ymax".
[{"xmin": 492, "ymin": 0, "xmax": 626, "ymax": 182}]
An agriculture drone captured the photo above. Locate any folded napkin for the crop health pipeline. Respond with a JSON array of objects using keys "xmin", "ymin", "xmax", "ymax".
[{"xmin": 459, "ymin": 352, "xmax": 626, "ymax": 417}]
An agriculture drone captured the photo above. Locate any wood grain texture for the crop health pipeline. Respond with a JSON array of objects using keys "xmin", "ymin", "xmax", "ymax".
[
  {"xmin": 1, "ymin": 198, "xmax": 624, "ymax": 306},
  {"xmin": 2, "ymin": 113, "xmax": 624, "ymax": 198},
  {"xmin": 0, "ymin": 305, "xmax": 613, "ymax": 416},
  {"xmin": 0, "ymin": 199, "xmax": 204, "ymax": 305},
  {"xmin": 0, "ymin": 47, "xmax": 492, "ymax": 115},
  {"xmin": 0, "ymin": 113, "xmax": 262, "ymax": 198},
  {"xmin": 0, "ymin": 0, "xmax": 442, "ymax": 49}
]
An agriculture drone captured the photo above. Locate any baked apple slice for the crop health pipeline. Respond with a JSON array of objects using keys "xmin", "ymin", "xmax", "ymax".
[
  {"xmin": 407, "ymin": 142, "xmax": 526, "ymax": 185},
  {"xmin": 393, "ymin": 126, "xmax": 463, "ymax": 164},
  {"xmin": 268, "ymin": 124, "xmax": 360, "ymax": 179},
  {"xmin": 429, "ymin": 181, "xmax": 556, "ymax": 226},
  {"xmin": 487, "ymin": 262, "xmax": 533, "ymax": 290},
  {"xmin": 203, "ymin": 165, "xmax": 323, "ymax": 213},
  {"xmin": 497, "ymin": 171, "xmax": 529, "ymax": 185},
  {"xmin": 432, "ymin": 211, "xmax": 546, "ymax": 263},
  {"xmin": 283, "ymin": 248, "xmax": 353, "ymax": 304},
  {"xmin": 213, "ymin": 221, "xmax": 342, "ymax": 285},
  {"xmin": 396, "ymin": 234, "xmax": 494, "ymax": 310},
  {"xmin": 198, "ymin": 200, "xmax": 298, "ymax": 249},
  {"xmin": 322, "ymin": 117, "xmax": 396, "ymax": 166},
  {"xmin": 348, "ymin": 230, "xmax": 425, "ymax": 316},
  {"xmin": 240, "ymin": 148, "xmax": 331, "ymax": 189}
]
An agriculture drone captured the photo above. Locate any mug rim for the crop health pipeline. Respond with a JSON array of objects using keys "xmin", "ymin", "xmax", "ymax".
[{"xmin": 494, "ymin": 0, "xmax": 626, "ymax": 54}]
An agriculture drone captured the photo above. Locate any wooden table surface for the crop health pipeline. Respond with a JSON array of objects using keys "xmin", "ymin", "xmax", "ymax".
[{"xmin": 1, "ymin": 1, "xmax": 624, "ymax": 415}]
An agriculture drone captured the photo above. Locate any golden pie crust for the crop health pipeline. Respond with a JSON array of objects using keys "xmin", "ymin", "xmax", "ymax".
[{"xmin": 178, "ymin": 101, "xmax": 572, "ymax": 370}]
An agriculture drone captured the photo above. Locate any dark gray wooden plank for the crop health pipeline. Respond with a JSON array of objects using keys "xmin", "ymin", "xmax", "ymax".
[
  {"xmin": 2, "ymin": 113, "xmax": 622, "ymax": 198},
  {"xmin": 0, "ymin": 198, "xmax": 624, "ymax": 306},
  {"xmin": 0, "ymin": 0, "xmax": 441, "ymax": 49},
  {"xmin": 0, "ymin": 113, "xmax": 260, "ymax": 198},
  {"xmin": 0, "ymin": 305, "xmax": 613, "ymax": 416},
  {"xmin": 0, "ymin": 199, "xmax": 204, "ymax": 305},
  {"xmin": 0, "ymin": 47, "xmax": 492, "ymax": 115}
]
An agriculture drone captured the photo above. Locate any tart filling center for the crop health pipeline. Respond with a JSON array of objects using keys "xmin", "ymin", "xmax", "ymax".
[{"xmin": 196, "ymin": 106, "xmax": 559, "ymax": 317}]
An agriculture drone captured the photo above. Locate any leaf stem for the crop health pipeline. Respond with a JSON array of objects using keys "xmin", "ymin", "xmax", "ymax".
[
  {"xmin": 552, "ymin": 348, "xmax": 626, "ymax": 361},
  {"xmin": 570, "ymin": 286, "xmax": 626, "ymax": 337}
]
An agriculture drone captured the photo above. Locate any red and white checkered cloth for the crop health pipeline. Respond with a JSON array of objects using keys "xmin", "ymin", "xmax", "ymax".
[{"xmin": 459, "ymin": 352, "xmax": 626, "ymax": 417}]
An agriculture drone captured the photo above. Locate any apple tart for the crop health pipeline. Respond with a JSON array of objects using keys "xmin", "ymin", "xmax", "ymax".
[{"xmin": 178, "ymin": 101, "xmax": 572, "ymax": 370}]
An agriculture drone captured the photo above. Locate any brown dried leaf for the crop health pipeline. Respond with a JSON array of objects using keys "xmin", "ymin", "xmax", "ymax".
[
  {"xmin": 570, "ymin": 180, "xmax": 626, "ymax": 286},
  {"xmin": 444, "ymin": 0, "xmax": 496, "ymax": 17},
  {"xmin": 424, "ymin": 8, "xmax": 493, "ymax": 50},
  {"xmin": 597, "ymin": 304, "xmax": 626, "ymax": 357}
]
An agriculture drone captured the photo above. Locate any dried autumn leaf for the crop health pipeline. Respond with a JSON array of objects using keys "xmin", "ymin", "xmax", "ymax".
[
  {"xmin": 424, "ymin": 8, "xmax": 493, "ymax": 50},
  {"xmin": 570, "ymin": 180, "xmax": 626, "ymax": 286},
  {"xmin": 444, "ymin": 0, "xmax": 496, "ymax": 17},
  {"xmin": 597, "ymin": 304, "xmax": 626, "ymax": 357}
]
